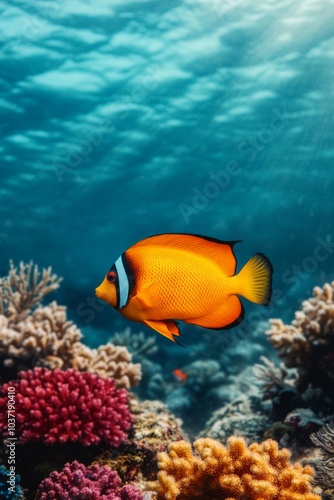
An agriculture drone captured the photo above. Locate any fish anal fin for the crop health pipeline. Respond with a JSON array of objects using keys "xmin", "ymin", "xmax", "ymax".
[
  {"xmin": 143, "ymin": 319, "xmax": 180, "ymax": 342},
  {"xmin": 184, "ymin": 295, "xmax": 244, "ymax": 330}
]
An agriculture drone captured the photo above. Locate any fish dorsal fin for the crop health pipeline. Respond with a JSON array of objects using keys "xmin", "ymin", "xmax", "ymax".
[{"xmin": 131, "ymin": 233, "xmax": 240, "ymax": 276}]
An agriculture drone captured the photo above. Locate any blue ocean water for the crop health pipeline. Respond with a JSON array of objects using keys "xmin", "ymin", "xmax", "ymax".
[{"xmin": 1, "ymin": 0, "xmax": 333, "ymax": 347}]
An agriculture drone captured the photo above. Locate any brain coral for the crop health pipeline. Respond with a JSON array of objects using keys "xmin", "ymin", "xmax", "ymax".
[
  {"xmin": 35, "ymin": 460, "xmax": 143, "ymax": 500},
  {"xmin": 0, "ymin": 368, "xmax": 132, "ymax": 446},
  {"xmin": 148, "ymin": 437, "xmax": 320, "ymax": 499}
]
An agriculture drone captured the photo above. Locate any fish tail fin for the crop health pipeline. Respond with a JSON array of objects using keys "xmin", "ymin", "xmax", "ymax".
[{"xmin": 236, "ymin": 253, "xmax": 273, "ymax": 305}]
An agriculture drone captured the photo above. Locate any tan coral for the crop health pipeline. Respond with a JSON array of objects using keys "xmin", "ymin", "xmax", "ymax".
[
  {"xmin": 148, "ymin": 437, "xmax": 321, "ymax": 500},
  {"xmin": 82, "ymin": 343, "xmax": 142, "ymax": 389},
  {"xmin": 0, "ymin": 260, "xmax": 62, "ymax": 321},
  {"xmin": 267, "ymin": 281, "xmax": 334, "ymax": 369},
  {"xmin": 0, "ymin": 261, "xmax": 142, "ymax": 388},
  {"xmin": 0, "ymin": 301, "xmax": 83, "ymax": 369}
]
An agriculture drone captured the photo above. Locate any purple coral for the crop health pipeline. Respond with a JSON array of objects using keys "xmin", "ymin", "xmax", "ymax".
[
  {"xmin": 35, "ymin": 461, "xmax": 143, "ymax": 500},
  {"xmin": 0, "ymin": 368, "xmax": 132, "ymax": 446}
]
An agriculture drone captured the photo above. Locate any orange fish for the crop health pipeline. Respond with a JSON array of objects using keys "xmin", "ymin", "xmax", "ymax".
[
  {"xmin": 95, "ymin": 233, "xmax": 273, "ymax": 342},
  {"xmin": 173, "ymin": 369, "xmax": 188, "ymax": 382}
]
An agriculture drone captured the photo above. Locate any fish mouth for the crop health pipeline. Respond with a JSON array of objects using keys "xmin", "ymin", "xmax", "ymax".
[{"xmin": 95, "ymin": 279, "xmax": 117, "ymax": 307}]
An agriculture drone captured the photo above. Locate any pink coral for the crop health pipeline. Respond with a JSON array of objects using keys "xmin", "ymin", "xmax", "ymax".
[
  {"xmin": 0, "ymin": 368, "xmax": 132, "ymax": 446},
  {"xmin": 35, "ymin": 460, "xmax": 143, "ymax": 500}
]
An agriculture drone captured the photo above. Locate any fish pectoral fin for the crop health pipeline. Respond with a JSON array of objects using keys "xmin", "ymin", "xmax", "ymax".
[
  {"xmin": 184, "ymin": 295, "xmax": 244, "ymax": 330},
  {"xmin": 143, "ymin": 319, "xmax": 180, "ymax": 342},
  {"xmin": 132, "ymin": 292, "xmax": 151, "ymax": 311},
  {"xmin": 133, "ymin": 282, "xmax": 160, "ymax": 310}
]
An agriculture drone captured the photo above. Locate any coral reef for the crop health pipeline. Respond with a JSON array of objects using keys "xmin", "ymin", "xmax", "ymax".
[
  {"xmin": 110, "ymin": 328, "xmax": 158, "ymax": 359},
  {"xmin": 166, "ymin": 359, "xmax": 229, "ymax": 435},
  {"xmin": 81, "ymin": 343, "xmax": 142, "ymax": 390},
  {"xmin": 0, "ymin": 262, "xmax": 67, "ymax": 370},
  {"xmin": 110, "ymin": 327, "xmax": 161, "ymax": 399},
  {"xmin": 266, "ymin": 281, "xmax": 334, "ymax": 394},
  {"xmin": 1, "ymin": 264, "xmax": 330, "ymax": 500},
  {"xmin": 0, "ymin": 465, "xmax": 24, "ymax": 500},
  {"xmin": 253, "ymin": 356, "xmax": 298, "ymax": 401},
  {"xmin": 35, "ymin": 460, "xmax": 143, "ymax": 500},
  {"xmin": 200, "ymin": 391, "xmax": 272, "ymax": 443},
  {"xmin": 0, "ymin": 261, "xmax": 62, "ymax": 321},
  {"xmin": 0, "ymin": 261, "xmax": 141, "ymax": 389},
  {"xmin": 0, "ymin": 396, "xmax": 184, "ymax": 499},
  {"xmin": 129, "ymin": 397, "xmax": 185, "ymax": 452},
  {"xmin": 92, "ymin": 396, "xmax": 185, "ymax": 487},
  {"xmin": 163, "ymin": 320, "xmax": 271, "ymax": 435},
  {"xmin": 253, "ymin": 356, "xmax": 305, "ymax": 419},
  {"xmin": 0, "ymin": 300, "xmax": 84, "ymax": 371},
  {"xmin": 0, "ymin": 368, "xmax": 132, "ymax": 446},
  {"xmin": 252, "ymin": 281, "xmax": 334, "ymax": 438},
  {"xmin": 310, "ymin": 424, "xmax": 334, "ymax": 498},
  {"xmin": 148, "ymin": 437, "xmax": 321, "ymax": 499}
]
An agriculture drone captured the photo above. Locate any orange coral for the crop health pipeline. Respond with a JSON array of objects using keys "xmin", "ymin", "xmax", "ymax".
[{"xmin": 148, "ymin": 437, "xmax": 320, "ymax": 500}]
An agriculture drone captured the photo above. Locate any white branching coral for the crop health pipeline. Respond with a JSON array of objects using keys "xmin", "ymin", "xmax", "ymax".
[
  {"xmin": 0, "ymin": 260, "xmax": 62, "ymax": 321},
  {"xmin": 267, "ymin": 282, "xmax": 334, "ymax": 369},
  {"xmin": 0, "ymin": 261, "xmax": 142, "ymax": 388},
  {"xmin": 265, "ymin": 282, "xmax": 334, "ymax": 396}
]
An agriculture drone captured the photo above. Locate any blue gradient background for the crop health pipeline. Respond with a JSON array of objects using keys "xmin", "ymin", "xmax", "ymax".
[{"xmin": 1, "ymin": 0, "xmax": 333, "ymax": 347}]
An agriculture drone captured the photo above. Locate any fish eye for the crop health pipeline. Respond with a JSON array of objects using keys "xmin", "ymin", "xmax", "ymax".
[{"xmin": 107, "ymin": 271, "xmax": 117, "ymax": 283}]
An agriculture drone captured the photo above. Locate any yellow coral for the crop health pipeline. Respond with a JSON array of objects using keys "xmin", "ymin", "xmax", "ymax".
[{"xmin": 148, "ymin": 437, "xmax": 320, "ymax": 500}]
